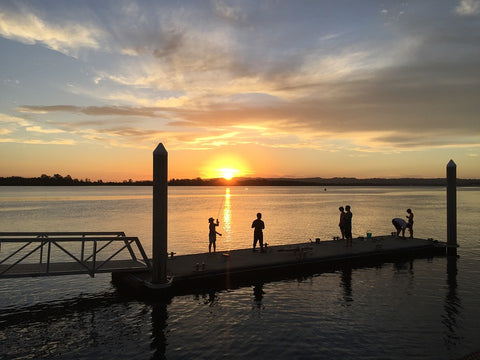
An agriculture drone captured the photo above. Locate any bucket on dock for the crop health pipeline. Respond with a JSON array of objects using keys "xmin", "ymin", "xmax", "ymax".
[
  {"xmin": 315, "ymin": 238, "xmax": 320, "ymax": 244},
  {"xmin": 366, "ymin": 232, "xmax": 372, "ymax": 239}
]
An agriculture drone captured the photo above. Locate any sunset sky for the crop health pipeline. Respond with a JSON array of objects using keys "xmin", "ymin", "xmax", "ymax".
[{"xmin": 1, "ymin": 0, "xmax": 479, "ymax": 181}]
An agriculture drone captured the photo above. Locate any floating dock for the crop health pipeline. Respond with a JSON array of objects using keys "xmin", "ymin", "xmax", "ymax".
[
  {"xmin": 112, "ymin": 236, "xmax": 446, "ymax": 295},
  {"xmin": 114, "ymin": 145, "xmax": 453, "ymax": 296}
]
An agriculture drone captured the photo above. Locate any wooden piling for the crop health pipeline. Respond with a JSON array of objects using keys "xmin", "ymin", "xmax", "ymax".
[
  {"xmin": 446, "ymin": 160, "xmax": 457, "ymax": 256},
  {"xmin": 151, "ymin": 143, "xmax": 168, "ymax": 285}
]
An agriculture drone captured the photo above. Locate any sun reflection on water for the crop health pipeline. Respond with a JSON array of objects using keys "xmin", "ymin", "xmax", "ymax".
[{"xmin": 222, "ymin": 188, "xmax": 232, "ymax": 248}]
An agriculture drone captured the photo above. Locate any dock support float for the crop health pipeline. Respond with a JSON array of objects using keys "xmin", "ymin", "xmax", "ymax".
[
  {"xmin": 146, "ymin": 143, "xmax": 171, "ymax": 289},
  {"xmin": 446, "ymin": 160, "xmax": 457, "ymax": 257}
]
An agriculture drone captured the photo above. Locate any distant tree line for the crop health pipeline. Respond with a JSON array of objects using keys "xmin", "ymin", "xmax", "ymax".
[
  {"xmin": 1, "ymin": 174, "xmax": 479, "ymax": 187},
  {"xmin": 0, "ymin": 174, "xmax": 151, "ymax": 186},
  {"xmin": 169, "ymin": 177, "xmax": 480, "ymax": 186}
]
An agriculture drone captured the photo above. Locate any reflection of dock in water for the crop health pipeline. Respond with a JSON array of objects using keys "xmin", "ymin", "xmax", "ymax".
[{"xmin": 113, "ymin": 236, "xmax": 446, "ymax": 294}]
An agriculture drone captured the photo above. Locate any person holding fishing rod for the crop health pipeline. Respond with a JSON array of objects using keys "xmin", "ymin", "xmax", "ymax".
[
  {"xmin": 208, "ymin": 217, "xmax": 222, "ymax": 253},
  {"xmin": 252, "ymin": 212, "xmax": 265, "ymax": 252}
]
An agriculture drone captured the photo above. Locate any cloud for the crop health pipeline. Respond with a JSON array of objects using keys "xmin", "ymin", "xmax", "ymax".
[
  {"xmin": 368, "ymin": 132, "xmax": 480, "ymax": 150},
  {"xmin": 24, "ymin": 139, "xmax": 75, "ymax": 145},
  {"xmin": 121, "ymin": 29, "xmax": 185, "ymax": 60},
  {"xmin": 455, "ymin": 0, "xmax": 480, "ymax": 15},
  {"xmin": 3, "ymin": 2, "xmax": 480, "ymax": 156},
  {"xmin": 17, "ymin": 105, "xmax": 171, "ymax": 118},
  {"xmin": 13, "ymin": 66, "xmax": 480, "ymax": 151},
  {"xmin": 0, "ymin": 113, "xmax": 31, "ymax": 127},
  {"xmin": 79, "ymin": 126, "xmax": 173, "ymax": 150},
  {"xmin": 26, "ymin": 126, "xmax": 65, "ymax": 134},
  {"xmin": 0, "ymin": 6, "xmax": 103, "ymax": 56},
  {"xmin": 212, "ymin": 0, "xmax": 246, "ymax": 24},
  {"xmin": 0, "ymin": 137, "xmax": 74, "ymax": 145}
]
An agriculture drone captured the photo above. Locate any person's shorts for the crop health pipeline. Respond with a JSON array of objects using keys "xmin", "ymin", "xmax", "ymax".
[{"xmin": 209, "ymin": 233, "xmax": 216, "ymax": 243}]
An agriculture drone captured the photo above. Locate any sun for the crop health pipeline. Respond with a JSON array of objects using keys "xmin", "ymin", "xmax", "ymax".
[
  {"xmin": 200, "ymin": 154, "xmax": 250, "ymax": 180},
  {"xmin": 219, "ymin": 168, "xmax": 238, "ymax": 180}
]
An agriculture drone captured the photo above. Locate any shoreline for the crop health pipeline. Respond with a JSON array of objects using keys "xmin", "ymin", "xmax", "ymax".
[{"xmin": 2, "ymin": 174, "xmax": 480, "ymax": 187}]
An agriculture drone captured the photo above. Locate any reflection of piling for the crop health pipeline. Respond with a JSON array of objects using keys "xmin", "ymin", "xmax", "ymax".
[
  {"xmin": 152, "ymin": 143, "xmax": 168, "ymax": 284},
  {"xmin": 446, "ymin": 160, "xmax": 457, "ymax": 256},
  {"xmin": 443, "ymin": 255, "xmax": 460, "ymax": 346},
  {"xmin": 151, "ymin": 302, "xmax": 168, "ymax": 357}
]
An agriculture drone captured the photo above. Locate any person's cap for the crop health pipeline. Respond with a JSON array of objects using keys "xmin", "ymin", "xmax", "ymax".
[{"xmin": 208, "ymin": 217, "xmax": 214, "ymax": 221}]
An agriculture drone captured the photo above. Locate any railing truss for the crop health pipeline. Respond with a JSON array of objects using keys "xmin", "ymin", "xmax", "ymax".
[{"xmin": 0, "ymin": 232, "xmax": 151, "ymax": 278}]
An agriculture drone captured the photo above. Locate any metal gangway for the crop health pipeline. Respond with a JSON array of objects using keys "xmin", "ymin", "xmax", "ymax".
[{"xmin": 0, "ymin": 232, "xmax": 151, "ymax": 278}]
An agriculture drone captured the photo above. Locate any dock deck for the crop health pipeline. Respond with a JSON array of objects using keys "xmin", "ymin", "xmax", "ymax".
[{"xmin": 113, "ymin": 235, "xmax": 446, "ymax": 294}]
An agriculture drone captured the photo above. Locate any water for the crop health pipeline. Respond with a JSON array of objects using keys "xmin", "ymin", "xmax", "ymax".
[{"xmin": 0, "ymin": 186, "xmax": 479, "ymax": 359}]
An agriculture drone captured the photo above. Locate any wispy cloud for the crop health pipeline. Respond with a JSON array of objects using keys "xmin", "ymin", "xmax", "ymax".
[
  {"xmin": 0, "ymin": 113, "xmax": 31, "ymax": 127},
  {"xmin": 0, "ymin": 6, "xmax": 104, "ymax": 56},
  {"xmin": 455, "ymin": 0, "xmax": 480, "ymax": 15},
  {"xmin": 0, "ymin": 137, "xmax": 74, "ymax": 145},
  {"xmin": 26, "ymin": 126, "xmax": 65, "ymax": 134},
  {"xmin": 17, "ymin": 105, "xmax": 170, "ymax": 118}
]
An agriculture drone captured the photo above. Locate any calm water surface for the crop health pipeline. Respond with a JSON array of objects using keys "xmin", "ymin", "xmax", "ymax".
[{"xmin": 0, "ymin": 186, "xmax": 479, "ymax": 359}]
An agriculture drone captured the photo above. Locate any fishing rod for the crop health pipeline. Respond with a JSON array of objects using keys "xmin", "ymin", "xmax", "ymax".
[{"xmin": 216, "ymin": 195, "xmax": 226, "ymax": 220}]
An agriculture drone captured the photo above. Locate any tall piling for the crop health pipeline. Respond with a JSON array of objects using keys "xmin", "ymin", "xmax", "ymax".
[
  {"xmin": 446, "ymin": 160, "xmax": 457, "ymax": 256},
  {"xmin": 152, "ymin": 143, "xmax": 168, "ymax": 284}
]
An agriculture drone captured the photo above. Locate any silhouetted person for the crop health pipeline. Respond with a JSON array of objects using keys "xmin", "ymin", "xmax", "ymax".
[
  {"xmin": 208, "ymin": 217, "xmax": 221, "ymax": 253},
  {"xmin": 251, "ymin": 212, "xmax": 265, "ymax": 252},
  {"xmin": 392, "ymin": 217, "xmax": 407, "ymax": 238},
  {"xmin": 406, "ymin": 208, "xmax": 414, "ymax": 238},
  {"xmin": 338, "ymin": 206, "xmax": 346, "ymax": 240},
  {"xmin": 344, "ymin": 205, "xmax": 353, "ymax": 246}
]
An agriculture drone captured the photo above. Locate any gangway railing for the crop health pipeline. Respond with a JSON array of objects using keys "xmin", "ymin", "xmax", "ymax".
[{"xmin": 0, "ymin": 232, "xmax": 151, "ymax": 278}]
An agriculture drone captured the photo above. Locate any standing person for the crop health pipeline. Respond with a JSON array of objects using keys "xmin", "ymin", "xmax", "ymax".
[
  {"xmin": 338, "ymin": 206, "xmax": 346, "ymax": 240},
  {"xmin": 406, "ymin": 209, "xmax": 414, "ymax": 238},
  {"xmin": 392, "ymin": 217, "xmax": 407, "ymax": 239},
  {"xmin": 251, "ymin": 212, "xmax": 265, "ymax": 252},
  {"xmin": 208, "ymin": 217, "xmax": 222, "ymax": 253},
  {"xmin": 344, "ymin": 205, "xmax": 353, "ymax": 247}
]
